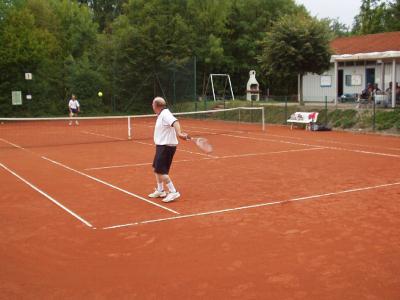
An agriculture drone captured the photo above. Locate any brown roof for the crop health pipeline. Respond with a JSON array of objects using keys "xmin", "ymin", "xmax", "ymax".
[{"xmin": 331, "ymin": 31, "xmax": 400, "ymax": 54}]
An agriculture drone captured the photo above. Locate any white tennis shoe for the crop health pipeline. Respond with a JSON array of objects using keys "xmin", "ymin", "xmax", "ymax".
[
  {"xmin": 148, "ymin": 189, "xmax": 167, "ymax": 198},
  {"xmin": 162, "ymin": 191, "xmax": 180, "ymax": 203}
]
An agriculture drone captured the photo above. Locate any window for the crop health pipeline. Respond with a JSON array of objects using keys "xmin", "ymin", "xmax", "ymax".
[
  {"xmin": 345, "ymin": 75, "xmax": 352, "ymax": 86},
  {"xmin": 344, "ymin": 74, "xmax": 362, "ymax": 86}
]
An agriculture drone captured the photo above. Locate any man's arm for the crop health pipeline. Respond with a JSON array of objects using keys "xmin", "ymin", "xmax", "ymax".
[{"xmin": 173, "ymin": 121, "xmax": 189, "ymax": 140}]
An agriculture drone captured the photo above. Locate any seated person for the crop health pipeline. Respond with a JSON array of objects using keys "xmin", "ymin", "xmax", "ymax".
[
  {"xmin": 360, "ymin": 83, "xmax": 373, "ymax": 100},
  {"xmin": 386, "ymin": 82, "xmax": 393, "ymax": 94},
  {"xmin": 397, "ymin": 83, "xmax": 400, "ymax": 103},
  {"xmin": 387, "ymin": 82, "xmax": 400, "ymax": 103},
  {"xmin": 373, "ymin": 83, "xmax": 381, "ymax": 94}
]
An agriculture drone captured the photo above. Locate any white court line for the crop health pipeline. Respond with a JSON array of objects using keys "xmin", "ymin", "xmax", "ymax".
[
  {"xmin": 102, "ymin": 180, "xmax": 400, "ymax": 230},
  {"xmin": 221, "ymin": 133, "xmax": 400, "ymax": 158},
  {"xmin": 82, "ymin": 130, "xmax": 124, "ymax": 141},
  {"xmin": 0, "ymin": 138, "xmax": 28, "ymax": 151},
  {"xmin": 263, "ymin": 132, "xmax": 400, "ymax": 152},
  {"xmin": 0, "ymin": 163, "xmax": 95, "ymax": 228},
  {"xmin": 218, "ymin": 147, "xmax": 324, "ymax": 159},
  {"xmin": 85, "ymin": 147, "xmax": 324, "ymax": 171},
  {"xmin": 184, "ymin": 126, "xmax": 400, "ymax": 157},
  {"xmin": 41, "ymin": 156, "xmax": 180, "ymax": 215},
  {"xmin": 85, "ymin": 158, "xmax": 212, "ymax": 171}
]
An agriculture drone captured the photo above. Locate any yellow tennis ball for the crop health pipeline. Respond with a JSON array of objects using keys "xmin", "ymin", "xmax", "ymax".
[{"xmin": 98, "ymin": 91, "xmax": 103, "ymax": 97}]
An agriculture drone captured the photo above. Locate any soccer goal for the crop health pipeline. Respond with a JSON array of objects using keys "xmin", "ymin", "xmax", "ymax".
[{"xmin": 203, "ymin": 74, "xmax": 235, "ymax": 101}]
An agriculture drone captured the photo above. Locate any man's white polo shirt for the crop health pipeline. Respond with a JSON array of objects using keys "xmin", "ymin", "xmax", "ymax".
[
  {"xmin": 154, "ymin": 108, "xmax": 178, "ymax": 145},
  {"xmin": 69, "ymin": 99, "xmax": 80, "ymax": 109}
]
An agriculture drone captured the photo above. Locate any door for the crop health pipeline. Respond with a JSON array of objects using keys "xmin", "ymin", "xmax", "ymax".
[
  {"xmin": 366, "ymin": 68, "xmax": 375, "ymax": 87},
  {"xmin": 338, "ymin": 69, "xmax": 344, "ymax": 96}
]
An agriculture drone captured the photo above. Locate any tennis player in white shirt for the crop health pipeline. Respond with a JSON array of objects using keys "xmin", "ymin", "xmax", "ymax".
[
  {"xmin": 68, "ymin": 94, "xmax": 80, "ymax": 125},
  {"xmin": 149, "ymin": 97, "xmax": 189, "ymax": 203}
]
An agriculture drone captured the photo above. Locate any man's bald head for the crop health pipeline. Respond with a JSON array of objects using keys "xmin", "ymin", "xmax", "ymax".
[
  {"xmin": 152, "ymin": 97, "xmax": 166, "ymax": 114},
  {"xmin": 153, "ymin": 97, "xmax": 166, "ymax": 107}
]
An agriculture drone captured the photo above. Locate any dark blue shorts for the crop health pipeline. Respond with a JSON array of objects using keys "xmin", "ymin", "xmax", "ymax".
[
  {"xmin": 152, "ymin": 145, "xmax": 177, "ymax": 175},
  {"xmin": 71, "ymin": 108, "xmax": 79, "ymax": 114}
]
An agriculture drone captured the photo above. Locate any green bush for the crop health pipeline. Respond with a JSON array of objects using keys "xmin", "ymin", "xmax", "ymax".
[{"xmin": 328, "ymin": 109, "xmax": 358, "ymax": 129}]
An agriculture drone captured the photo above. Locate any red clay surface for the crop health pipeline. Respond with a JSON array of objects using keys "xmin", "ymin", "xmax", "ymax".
[{"xmin": 1, "ymin": 121, "xmax": 400, "ymax": 299}]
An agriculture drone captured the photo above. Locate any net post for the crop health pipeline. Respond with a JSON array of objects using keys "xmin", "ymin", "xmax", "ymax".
[{"xmin": 128, "ymin": 116, "xmax": 132, "ymax": 140}]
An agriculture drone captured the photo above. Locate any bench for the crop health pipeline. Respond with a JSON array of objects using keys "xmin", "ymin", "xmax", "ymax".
[{"xmin": 287, "ymin": 112, "xmax": 319, "ymax": 130}]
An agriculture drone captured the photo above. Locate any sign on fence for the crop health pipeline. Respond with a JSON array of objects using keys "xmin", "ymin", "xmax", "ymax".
[{"xmin": 12, "ymin": 91, "xmax": 22, "ymax": 105}]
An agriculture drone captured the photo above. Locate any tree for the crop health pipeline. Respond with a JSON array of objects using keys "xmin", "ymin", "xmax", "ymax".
[
  {"xmin": 77, "ymin": 0, "xmax": 127, "ymax": 32},
  {"xmin": 386, "ymin": 0, "xmax": 400, "ymax": 31},
  {"xmin": 258, "ymin": 14, "xmax": 332, "ymax": 102},
  {"xmin": 322, "ymin": 17, "xmax": 350, "ymax": 38},
  {"xmin": 225, "ymin": 0, "xmax": 304, "ymax": 95},
  {"xmin": 102, "ymin": 0, "xmax": 195, "ymax": 110},
  {"xmin": 0, "ymin": 2, "xmax": 61, "ymax": 116},
  {"xmin": 0, "ymin": 0, "xmax": 102, "ymax": 116},
  {"xmin": 353, "ymin": 0, "xmax": 388, "ymax": 34},
  {"xmin": 187, "ymin": 0, "xmax": 231, "ymax": 93}
]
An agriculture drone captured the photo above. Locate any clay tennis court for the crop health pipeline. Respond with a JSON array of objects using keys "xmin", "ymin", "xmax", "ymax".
[{"xmin": 1, "ymin": 113, "xmax": 400, "ymax": 299}]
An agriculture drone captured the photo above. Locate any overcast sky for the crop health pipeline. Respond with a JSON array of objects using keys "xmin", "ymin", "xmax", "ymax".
[{"xmin": 295, "ymin": 0, "xmax": 362, "ymax": 28}]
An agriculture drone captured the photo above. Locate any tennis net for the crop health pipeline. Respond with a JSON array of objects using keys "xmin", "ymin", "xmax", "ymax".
[{"xmin": 0, "ymin": 107, "xmax": 264, "ymax": 149}]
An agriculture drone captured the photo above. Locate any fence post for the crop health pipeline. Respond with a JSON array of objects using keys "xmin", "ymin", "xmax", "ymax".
[
  {"xmin": 285, "ymin": 96, "xmax": 288, "ymax": 125},
  {"xmin": 193, "ymin": 56, "xmax": 197, "ymax": 102},
  {"xmin": 325, "ymin": 96, "xmax": 328, "ymax": 126},
  {"xmin": 172, "ymin": 64, "xmax": 176, "ymax": 106},
  {"xmin": 373, "ymin": 95, "xmax": 376, "ymax": 131},
  {"xmin": 250, "ymin": 98, "xmax": 253, "ymax": 123}
]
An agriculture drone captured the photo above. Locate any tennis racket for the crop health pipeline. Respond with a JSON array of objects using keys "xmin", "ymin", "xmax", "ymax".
[{"xmin": 189, "ymin": 136, "xmax": 213, "ymax": 153}]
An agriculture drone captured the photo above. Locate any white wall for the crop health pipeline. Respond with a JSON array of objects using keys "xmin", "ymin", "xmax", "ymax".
[{"xmin": 302, "ymin": 69, "xmax": 336, "ymax": 102}]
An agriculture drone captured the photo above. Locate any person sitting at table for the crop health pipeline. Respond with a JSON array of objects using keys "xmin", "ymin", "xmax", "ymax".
[
  {"xmin": 357, "ymin": 83, "xmax": 373, "ymax": 108},
  {"xmin": 373, "ymin": 83, "xmax": 381, "ymax": 94}
]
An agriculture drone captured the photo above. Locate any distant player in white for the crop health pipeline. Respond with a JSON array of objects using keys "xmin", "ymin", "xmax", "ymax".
[
  {"xmin": 148, "ymin": 97, "xmax": 189, "ymax": 203},
  {"xmin": 68, "ymin": 94, "xmax": 80, "ymax": 125}
]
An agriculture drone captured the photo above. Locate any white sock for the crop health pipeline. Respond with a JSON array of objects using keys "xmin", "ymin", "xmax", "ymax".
[
  {"xmin": 167, "ymin": 181, "xmax": 176, "ymax": 193},
  {"xmin": 157, "ymin": 182, "xmax": 164, "ymax": 192}
]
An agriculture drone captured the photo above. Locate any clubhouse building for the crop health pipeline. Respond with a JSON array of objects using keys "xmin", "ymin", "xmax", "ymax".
[{"xmin": 302, "ymin": 31, "xmax": 400, "ymax": 107}]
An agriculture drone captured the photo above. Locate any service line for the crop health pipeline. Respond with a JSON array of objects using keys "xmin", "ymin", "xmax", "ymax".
[
  {"xmin": 85, "ymin": 147, "xmax": 323, "ymax": 171},
  {"xmin": 102, "ymin": 180, "xmax": 400, "ymax": 230}
]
